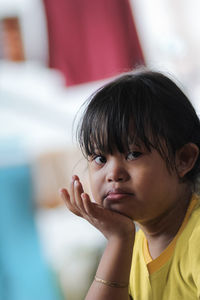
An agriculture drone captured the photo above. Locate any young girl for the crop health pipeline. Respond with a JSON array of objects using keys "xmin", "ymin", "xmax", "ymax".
[{"xmin": 60, "ymin": 70, "xmax": 200, "ymax": 300}]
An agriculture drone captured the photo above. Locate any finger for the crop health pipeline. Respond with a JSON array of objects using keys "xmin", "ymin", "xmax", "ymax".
[
  {"xmin": 82, "ymin": 194, "xmax": 118, "ymax": 222},
  {"xmin": 74, "ymin": 180, "xmax": 85, "ymax": 211},
  {"xmin": 70, "ymin": 175, "xmax": 79, "ymax": 206},
  {"xmin": 81, "ymin": 193, "xmax": 102, "ymax": 217},
  {"xmin": 60, "ymin": 188, "xmax": 82, "ymax": 217}
]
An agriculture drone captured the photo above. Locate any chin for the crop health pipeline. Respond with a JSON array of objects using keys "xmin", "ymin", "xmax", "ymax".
[{"xmin": 106, "ymin": 205, "xmax": 133, "ymax": 219}]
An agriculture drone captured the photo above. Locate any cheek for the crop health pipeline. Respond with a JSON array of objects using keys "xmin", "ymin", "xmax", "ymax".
[
  {"xmin": 135, "ymin": 165, "xmax": 175, "ymax": 195},
  {"xmin": 132, "ymin": 165, "xmax": 165, "ymax": 195},
  {"xmin": 132, "ymin": 166, "xmax": 155, "ymax": 186}
]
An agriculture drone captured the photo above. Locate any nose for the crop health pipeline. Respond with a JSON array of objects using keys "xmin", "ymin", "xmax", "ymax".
[{"xmin": 106, "ymin": 158, "xmax": 129, "ymax": 182}]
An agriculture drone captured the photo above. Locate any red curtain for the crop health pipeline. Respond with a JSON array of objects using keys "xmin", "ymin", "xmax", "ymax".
[{"xmin": 43, "ymin": 0, "xmax": 145, "ymax": 86}]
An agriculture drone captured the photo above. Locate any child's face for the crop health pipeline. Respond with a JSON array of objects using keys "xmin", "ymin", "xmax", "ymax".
[{"xmin": 88, "ymin": 145, "xmax": 181, "ymax": 224}]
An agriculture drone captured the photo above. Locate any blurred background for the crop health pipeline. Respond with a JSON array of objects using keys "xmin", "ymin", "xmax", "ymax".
[{"xmin": 0, "ymin": 0, "xmax": 200, "ymax": 299}]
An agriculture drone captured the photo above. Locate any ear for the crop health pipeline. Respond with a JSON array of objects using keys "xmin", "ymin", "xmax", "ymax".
[{"xmin": 175, "ymin": 143, "xmax": 199, "ymax": 178}]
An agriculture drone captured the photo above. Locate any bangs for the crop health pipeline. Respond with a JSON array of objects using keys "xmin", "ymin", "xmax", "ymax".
[{"xmin": 77, "ymin": 80, "xmax": 162, "ymax": 158}]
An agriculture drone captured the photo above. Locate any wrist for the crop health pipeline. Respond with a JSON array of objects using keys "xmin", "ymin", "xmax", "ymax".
[
  {"xmin": 94, "ymin": 275, "xmax": 129, "ymax": 288},
  {"xmin": 108, "ymin": 227, "xmax": 135, "ymax": 244}
]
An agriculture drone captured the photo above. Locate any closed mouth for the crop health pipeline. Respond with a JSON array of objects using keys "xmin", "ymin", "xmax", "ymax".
[{"xmin": 104, "ymin": 189, "xmax": 134, "ymax": 201}]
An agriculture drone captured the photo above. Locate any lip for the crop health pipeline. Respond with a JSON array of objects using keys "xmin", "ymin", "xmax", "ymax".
[{"xmin": 104, "ymin": 188, "xmax": 134, "ymax": 201}]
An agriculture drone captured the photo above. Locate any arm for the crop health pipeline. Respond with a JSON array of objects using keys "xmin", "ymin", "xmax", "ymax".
[
  {"xmin": 60, "ymin": 176, "xmax": 135, "ymax": 300},
  {"xmin": 85, "ymin": 235, "xmax": 134, "ymax": 300}
]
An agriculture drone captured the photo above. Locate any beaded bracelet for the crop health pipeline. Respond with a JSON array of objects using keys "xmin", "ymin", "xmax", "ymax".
[{"xmin": 94, "ymin": 276, "xmax": 128, "ymax": 288}]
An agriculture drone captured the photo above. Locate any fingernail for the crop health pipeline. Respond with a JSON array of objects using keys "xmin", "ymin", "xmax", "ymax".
[
  {"xmin": 74, "ymin": 180, "xmax": 79, "ymax": 186},
  {"xmin": 72, "ymin": 175, "xmax": 79, "ymax": 181}
]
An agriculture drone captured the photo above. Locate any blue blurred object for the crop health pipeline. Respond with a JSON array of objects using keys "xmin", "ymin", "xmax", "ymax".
[{"xmin": 0, "ymin": 137, "xmax": 64, "ymax": 300}]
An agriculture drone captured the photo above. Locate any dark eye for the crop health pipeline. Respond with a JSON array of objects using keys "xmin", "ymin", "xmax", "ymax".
[
  {"xmin": 126, "ymin": 151, "xmax": 142, "ymax": 161},
  {"xmin": 94, "ymin": 155, "xmax": 107, "ymax": 165}
]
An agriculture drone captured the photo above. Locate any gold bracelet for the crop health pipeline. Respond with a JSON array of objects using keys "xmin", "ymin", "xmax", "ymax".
[{"xmin": 94, "ymin": 276, "xmax": 128, "ymax": 288}]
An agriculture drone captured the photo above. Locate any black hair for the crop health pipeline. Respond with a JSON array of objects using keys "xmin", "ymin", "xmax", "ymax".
[{"xmin": 77, "ymin": 69, "xmax": 200, "ymax": 184}]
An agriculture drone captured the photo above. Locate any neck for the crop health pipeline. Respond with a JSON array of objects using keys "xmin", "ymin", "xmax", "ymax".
[{"xmin": 137, "ymin": 186, "xmax": 192, "ymax": 259}]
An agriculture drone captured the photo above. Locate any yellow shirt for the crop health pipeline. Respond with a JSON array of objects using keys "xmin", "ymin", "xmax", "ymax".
[{"xmin": 129, "ymin": 194, "xmax": 200, "ymax": 300}]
